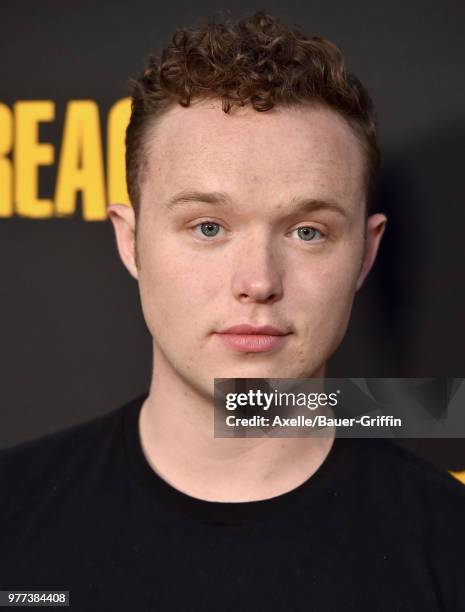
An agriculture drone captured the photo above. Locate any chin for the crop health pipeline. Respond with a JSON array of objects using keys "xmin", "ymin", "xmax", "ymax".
[{"xmin": 209, "ymin": 362, "xmax": 291, "ymax": 380}]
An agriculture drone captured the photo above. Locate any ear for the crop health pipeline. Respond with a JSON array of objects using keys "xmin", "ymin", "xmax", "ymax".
[
  {"xmin": 107, "ymin": 203, "xmax": 139, "ymax": 280},
  {"xmin": 356, "ymin": 213, "xmax": 387, "ymax": 290}
]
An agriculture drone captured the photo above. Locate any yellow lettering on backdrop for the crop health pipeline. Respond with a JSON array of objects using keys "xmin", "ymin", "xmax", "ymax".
[
  {"xmin": 451, "ymin": 470, "xmax": 465, "ymax": 485},
  {"xmin": 14, "ymin": 101, "xmax": 54, "ymax": 218},
  {"xmin": 107, "ymin": 97, "xmax": 131, "ymax": 206},
  {"xmin": 0, "ymin": 103, "xmax": 13, "ymax": 217},
  {"xmin": 55, "ymin": 100, "xmax": 106, "ymax": 220}
]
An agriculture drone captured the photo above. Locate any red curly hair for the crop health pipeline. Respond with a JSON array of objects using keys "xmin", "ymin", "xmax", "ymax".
[{"xmin": 126, "ymin": 11, "xmax": 379, "ymax": 219}]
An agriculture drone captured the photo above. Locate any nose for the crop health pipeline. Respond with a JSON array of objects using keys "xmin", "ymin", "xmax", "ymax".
[{"xmin": 231, "ymin": 233, "xmax": 284, "ymax": 304}]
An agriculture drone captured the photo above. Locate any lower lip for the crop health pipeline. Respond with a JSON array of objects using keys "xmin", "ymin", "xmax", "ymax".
[{"xmin": 215, "ymin": 333, "xmax": 289, "ymax": 353}]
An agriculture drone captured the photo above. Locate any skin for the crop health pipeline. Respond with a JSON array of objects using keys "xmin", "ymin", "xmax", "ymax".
[{"xmin": 108, "ymin": 100, "xmax": 387, "ymax": 502}]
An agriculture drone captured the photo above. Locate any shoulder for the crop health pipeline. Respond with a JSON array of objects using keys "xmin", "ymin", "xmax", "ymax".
[
  {"xmin": 0, "ymin": 395, "xmax": 142, "ymax": 521},
  {"xmin": 1, "ymin": 403, "xmax": 122, "ymax": 473},
  {"xmin": 349, "ymin": 437, "xmax": 465, "ymax": 531},
  {"xmin": 368, "ymin": 437, "xmax": 464, "ymax": 493},
  {"xmin": 354, "ymin": 437, "xmax": 465, "ymax": 496}
]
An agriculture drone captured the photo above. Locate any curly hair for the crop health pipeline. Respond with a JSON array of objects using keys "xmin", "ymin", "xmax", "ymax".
[{"xmin": 126, "ymin": 11, "xmax": 380, "ymax": 220}]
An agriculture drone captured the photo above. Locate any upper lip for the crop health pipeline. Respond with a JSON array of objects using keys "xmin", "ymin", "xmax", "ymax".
[{"xmin": 218, "ymin": 324, "xmax": 289, "ymax": 335}]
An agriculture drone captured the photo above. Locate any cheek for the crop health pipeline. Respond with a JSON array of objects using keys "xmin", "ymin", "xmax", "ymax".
[
  {"xmin": 290, "ymin": 245, "xmax": 362, "ymax": 329},
  {"xmin": 137, "ymin": 236, "xmax": 224, "ymax": 332}
]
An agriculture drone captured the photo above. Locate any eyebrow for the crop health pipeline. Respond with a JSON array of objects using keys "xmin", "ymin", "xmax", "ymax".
[{"xmin": 165, "ymin": 189, "xmax": 348, "ymax": 218}]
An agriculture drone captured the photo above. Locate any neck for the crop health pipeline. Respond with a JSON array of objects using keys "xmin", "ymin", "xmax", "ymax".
[{"xmin": 138, "ymin": 347, "xmax": 335, "ymax": 503}]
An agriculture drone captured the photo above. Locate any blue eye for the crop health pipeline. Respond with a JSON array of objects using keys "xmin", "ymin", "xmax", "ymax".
[
  {"xmin": 192, "ymin": 222, "xmax": 323, "ymax": 242},
  {"xmin": 197, "ymin": 221, "xmax": 221, "ymax": 238},
  {"xmin": 296, "ymin": 226, "xmax": 322, "ymax": 241}
]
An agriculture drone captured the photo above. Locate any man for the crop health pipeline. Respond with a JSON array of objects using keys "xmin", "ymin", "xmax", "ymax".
[{"xmin": 1, "ymin": 11, "xmax": 464, "ymax": 611}]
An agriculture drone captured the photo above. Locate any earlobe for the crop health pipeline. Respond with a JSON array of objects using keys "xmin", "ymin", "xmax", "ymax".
[
  {"xmin": 107, "ymin": 203, "xmax": 139, "ymax": 280},
  {"xmin": 356, "ymin": 213, "xmax": 387, "ymax": 291}
]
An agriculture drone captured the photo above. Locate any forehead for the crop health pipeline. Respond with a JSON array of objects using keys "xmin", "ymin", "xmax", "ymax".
[{"xmin": 141, "ymin": 100, "xmax": 366, "ymax": 214}]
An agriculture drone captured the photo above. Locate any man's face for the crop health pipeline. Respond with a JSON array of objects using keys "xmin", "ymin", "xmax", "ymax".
[{"xmin": 113, "ymin": 101, "xmax": 385, "ymax": 399}]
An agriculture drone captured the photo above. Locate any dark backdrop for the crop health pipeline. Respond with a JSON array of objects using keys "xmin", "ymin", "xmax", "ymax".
[{"xmin": 1, "ymin": 0, "xmax": 464, "ymax": 476}]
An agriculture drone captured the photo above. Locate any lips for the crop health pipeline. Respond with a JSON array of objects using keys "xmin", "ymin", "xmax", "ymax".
[
  {"xmin": 219, "ymin": 324, "xmax": 288, "ymax": 335},
  {"xmin": 214, "ymin": 324, "xmax": 291, "ymax": 353}
]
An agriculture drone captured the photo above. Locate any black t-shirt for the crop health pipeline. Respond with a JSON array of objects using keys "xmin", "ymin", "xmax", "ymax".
[{"xmin": 1, "ymin": 392, "xmax": 465, "ymax": 611}]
